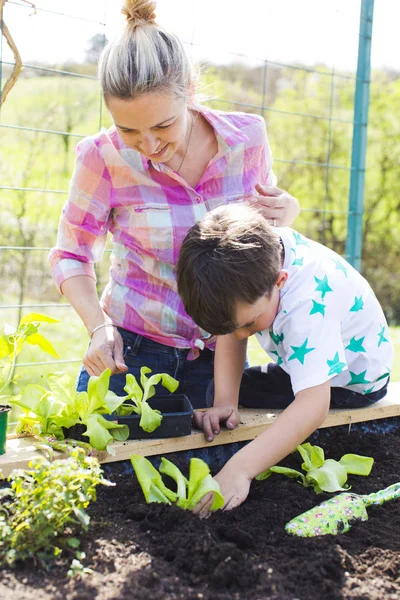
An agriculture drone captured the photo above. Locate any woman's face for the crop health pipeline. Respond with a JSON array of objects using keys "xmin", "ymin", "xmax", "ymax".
[{"xmin": 107, "ymin": 92, "xmax": 190, "ymax": 163}]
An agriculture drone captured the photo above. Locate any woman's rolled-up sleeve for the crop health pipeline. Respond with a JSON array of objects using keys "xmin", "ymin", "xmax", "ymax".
[
  {"xmin": 49, "ymin": 136, "xmax": 113, "ymax": 293},
  {"xmin": 259, "ymin": 116, "xmax": 278, "ymax": 186}
]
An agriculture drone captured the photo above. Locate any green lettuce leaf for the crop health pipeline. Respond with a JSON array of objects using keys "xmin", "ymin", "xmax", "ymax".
[
  {"xmin": 131, "ymin": 455, "xmax": 224, "ymax": 512},
  {"xmin": 305, "ymin": 459, "xmax": 348, "ymax": 493},
  {"xmin": 130, "ymin": 454, "xmax": 177, "ymax": 504},
  {"xmin": 123, "ymin": 373, "xmax": 143, "ymax": 403},
  {"xmin": 159, "ymin": 457, "xmax": 188, "ymax": 501},
  {"xmin": 185, "ymin": 458, "xmax": 224, "ymax": 511},
  {"xmin": 84, "ymin": 414, "xmax": 129, "ymax": 450},
  {"xmin": 339, "ymin": 453, "xmax": 374, "ymax": 476},
  {"xmin": 256, "ymin": 466, "xmax": 306, "ymax": 484},
  {"xmin": 140, "ymin": 367, "xmax": 179, "ymax": 402},
  {"xmin": 139, "ymin": 401, "xmax": 162, "ymax": 433},
  {"xmin": 297, "ymin": 442, "xmax": 325, "ymax": 472}
]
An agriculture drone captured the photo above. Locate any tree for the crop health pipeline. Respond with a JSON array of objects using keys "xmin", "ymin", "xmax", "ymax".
[{"xmin": 85, "ymin": 33, "xmax": 108, "ymax": 65}]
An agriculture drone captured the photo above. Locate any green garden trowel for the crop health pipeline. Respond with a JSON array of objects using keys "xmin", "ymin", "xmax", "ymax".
[{"xmin": 285, "ymin": 482, "xmax": 400, "ymax": 537}]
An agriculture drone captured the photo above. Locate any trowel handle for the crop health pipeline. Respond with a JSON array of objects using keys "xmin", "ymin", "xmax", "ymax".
[{"xmin": 364, "ymin": 482, "xmax": 400, "ymax": 506}]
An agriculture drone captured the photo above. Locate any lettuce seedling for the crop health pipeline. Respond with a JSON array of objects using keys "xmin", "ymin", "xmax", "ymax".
[
  {"xmin": 118, "ymin": 367, "xmax": 179, "ymax": 433},
  {"xmin": 11, "ymin": 369, "xmax": 129, "ymax": 451},
  {"xmin": 256, "ymin": 442, "xmax": 374, "ymax": 494},
  {"xmin": 130, "ymin": 454, "xmax": 224, "ymax": 511}
]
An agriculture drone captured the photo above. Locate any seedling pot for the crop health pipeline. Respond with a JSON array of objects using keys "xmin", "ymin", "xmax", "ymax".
[
  {"xmin": 0, "ymin": 405, "xmax": 11, "ymax": 455},
  {"xmin": 63, "ymin": 395, "xmax": 194, "ymax": 443},
  {"xmin": 63, "ymin": 422, "xmax": 87, "ymax": 442},
  {"xmin": 104, "ymin": 394, "xmax": 194, "ymax": 439}
]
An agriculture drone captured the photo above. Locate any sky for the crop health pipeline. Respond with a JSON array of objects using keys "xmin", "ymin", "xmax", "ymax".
[{"xmin": 1, "ymin": 0, "xmax": 400, "ymax": 73}]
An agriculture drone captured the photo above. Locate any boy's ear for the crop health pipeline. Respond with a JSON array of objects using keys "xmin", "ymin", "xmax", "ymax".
[{"xmin": 276, "ymin": 269, "xmax": 288, "ymax": 290}]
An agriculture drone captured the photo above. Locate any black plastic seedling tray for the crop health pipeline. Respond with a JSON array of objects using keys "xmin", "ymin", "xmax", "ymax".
[
  {"xmin": 104, "ymin": 394, "xmax": 194, "ymax": 439},
  {"xmin": 64, "ymin": 394, "xmax": 194, "ymax": 442}
]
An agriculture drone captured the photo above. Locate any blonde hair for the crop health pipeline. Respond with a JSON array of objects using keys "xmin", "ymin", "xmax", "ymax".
[{"xmin": 99, "ymin": 0, "xmax": 193, "ymax": 100}]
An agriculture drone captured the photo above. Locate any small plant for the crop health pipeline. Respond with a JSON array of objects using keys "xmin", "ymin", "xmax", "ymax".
[
  {"xmin": 117, "ymin": 367, "xmax": 179, "ymax": 433},
  {"xmin": 256, "ymin": 442, "xmax": 374, "ymax": 494},
  {"xmin": 0, "ymin": 313, "xmax": 59, "ymax": 397},
  {"xmin": 11, "ymin": 366, "xmax": 180, "ymax": 449},
  {"xmin": 0, "ymin": 448, "xmax": 113, "ymax": 566},
  {"xmin": 130, "ymin": 454, "xmax": 224, "ymax": 511},
  {"xmin": 11, "ymin": 369, "xmax": 130, "ymax": 451}
]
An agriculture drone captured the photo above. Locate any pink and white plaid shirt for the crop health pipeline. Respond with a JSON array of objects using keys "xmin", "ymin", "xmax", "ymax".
[{"xmin": 49, "ymin": 105, "xmax": 277, "ymax": 354}]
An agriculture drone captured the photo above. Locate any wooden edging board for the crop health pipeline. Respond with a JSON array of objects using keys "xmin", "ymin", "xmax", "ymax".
[{"xmin": 0, "ymin": 382, "xmax": 399, "ymax": 478}]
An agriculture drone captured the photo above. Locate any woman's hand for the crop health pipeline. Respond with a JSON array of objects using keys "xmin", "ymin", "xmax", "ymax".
[
  {"xmin": 248, "ymin": 184, "xmax": 300, "ymax": 227},
  {"xmin": 83, "ymin": 325, "xmax": 128, "ymax": 377}
]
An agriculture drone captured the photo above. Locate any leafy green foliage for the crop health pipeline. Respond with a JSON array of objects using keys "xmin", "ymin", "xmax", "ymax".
[
  {"xmin": 11, "ymin": 369, "xmax": 129, "ymax": 450},
  {"xmin": 256, "ymin": 442, "xmax": 374, "ymax": 494},
  {"xmin": 10, "ymin": 365, "xmax": 179, "ymax": 449},
  {"xmin": 0, "ymin": 449, "xmax": 113, "ymax": 566},
  {"xmin": 130, "ymin": 455, "xmax": 224, "ymax": 511},
  {"xmin": 0, "ymin": 313, "xmax": 59, "ymax": 397},
  {"xmin": 117, "ymin": 366, "xmax": 179, "ymax": 433}
]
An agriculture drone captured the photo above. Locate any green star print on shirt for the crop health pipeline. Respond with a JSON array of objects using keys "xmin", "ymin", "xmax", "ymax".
[
  {"xmin": 346, "ymin": 336, "xmax": 366, "ymax": 353},
  {"xmin": 309, "ymin": 300, "xmax": 326, "ymax": 316},
  {"xmin": 314, "ymin": 275, "xmax": 333, "ymax": 300},
  {"xmin": 256, "ymin": 227, "xmax": 393, "ymax": 396},
  {"xmin": 327, "ymin": 352, "xmax": 347, "ymax": 376},
  {"xmin": 350, "ymin": 296, "xmax": 364, "ymax": 312},
  {"xmin": 288, "ymin": 338, "xmax": 315, "ymax": 365}
]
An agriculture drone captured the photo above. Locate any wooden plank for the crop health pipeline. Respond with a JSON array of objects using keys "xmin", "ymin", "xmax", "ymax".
[{"xmin": 1, "ymin": 382, "xmax": 399, "ymax": 477}]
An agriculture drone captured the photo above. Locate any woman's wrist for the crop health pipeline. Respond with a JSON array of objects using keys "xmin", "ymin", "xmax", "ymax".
[
  {"xmin": 89, "ymin": 322, "xmax": 118, "ymax": 339},
  {"xmin": 83, "ymin": 311, "xmax": 114, "ymax": 336}
]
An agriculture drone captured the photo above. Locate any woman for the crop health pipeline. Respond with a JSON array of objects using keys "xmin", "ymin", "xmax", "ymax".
[{"xmin": 49, "ymin": 0, "xmax": 300, "ymax": 408}]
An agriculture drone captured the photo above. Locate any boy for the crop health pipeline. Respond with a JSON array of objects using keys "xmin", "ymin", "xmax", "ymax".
[{"xmin": 176, "ymin": 203, "xmax": 393, "ymax": 513}]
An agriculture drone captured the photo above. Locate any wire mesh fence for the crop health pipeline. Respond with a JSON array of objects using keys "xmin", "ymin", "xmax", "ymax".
[{"xmin": 1, "ymin": 0, "xmax": 384, "ymax": 404}]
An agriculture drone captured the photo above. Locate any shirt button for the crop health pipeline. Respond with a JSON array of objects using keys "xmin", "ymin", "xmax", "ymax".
[{"xmin": 195, "ymin": 196, "xmax": 201, "ymax": 203}]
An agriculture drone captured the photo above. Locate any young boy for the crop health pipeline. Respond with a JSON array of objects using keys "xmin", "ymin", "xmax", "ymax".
[{"xmin": 176, "ymin": 203, "xmax": 393, "ymax": 513}]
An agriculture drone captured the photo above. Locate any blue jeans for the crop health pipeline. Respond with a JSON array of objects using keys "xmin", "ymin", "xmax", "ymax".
[
  {"xmin": 206, "ymin": 363, "xmax": 389, "ymax": 409},
  {"xmin": 76, "ymin": 328, "xmax": 214, "ymax": 409}
]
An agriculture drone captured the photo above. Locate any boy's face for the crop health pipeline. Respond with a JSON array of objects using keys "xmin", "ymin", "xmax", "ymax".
[{"xmin": 232, "ymin": 270, "xmax": 288, "ymax": 341}]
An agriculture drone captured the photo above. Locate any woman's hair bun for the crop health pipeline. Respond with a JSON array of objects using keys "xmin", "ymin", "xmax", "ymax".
[{"xmin": 122, "ymin": 0, "xmax": 157, "ymax": 26}]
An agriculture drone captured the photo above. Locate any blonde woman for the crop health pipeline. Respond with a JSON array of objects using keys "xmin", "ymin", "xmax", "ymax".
[{"xmin": 49, "ymin": 0, "xmax": 300, "ymax": 408}]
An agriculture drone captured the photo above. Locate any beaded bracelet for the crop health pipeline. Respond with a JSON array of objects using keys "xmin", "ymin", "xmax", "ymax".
[{"xmin": 89, "ymin": 323, "xmax": 117, "ymax": 339}]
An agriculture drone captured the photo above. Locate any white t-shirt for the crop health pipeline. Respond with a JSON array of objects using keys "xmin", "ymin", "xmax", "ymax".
[{"xmin": 257, "ymin": 228, "xmax": 394, "ymax": 396}]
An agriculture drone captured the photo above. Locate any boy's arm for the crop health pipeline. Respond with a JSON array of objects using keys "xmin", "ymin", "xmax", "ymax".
[
  {"xmin": 194, "ymin": 381, "xmax": 331, "ymax": 513},
  {"xmin": 194, "ymin": 334, "xmax": 247, "ymax": 441}
]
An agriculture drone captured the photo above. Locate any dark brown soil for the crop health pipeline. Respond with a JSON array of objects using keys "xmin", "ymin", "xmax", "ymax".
[{"xmin": 1, "ymin": 419, "xmax": 400, "ymax": 600}]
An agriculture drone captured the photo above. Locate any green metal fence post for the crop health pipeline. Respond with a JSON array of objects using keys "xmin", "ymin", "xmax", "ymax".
[{"xmin": 345, "ymin": 0, "xmax": 374, "ymax": 270}]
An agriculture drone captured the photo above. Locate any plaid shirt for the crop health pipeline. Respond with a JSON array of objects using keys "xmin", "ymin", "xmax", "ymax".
[{"xmin": 49, "ymin": 105, "xmax": 277, "ymax": 354}]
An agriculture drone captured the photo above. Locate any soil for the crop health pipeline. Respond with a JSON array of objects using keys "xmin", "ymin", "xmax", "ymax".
[{"xmin": 1, "ymin": 419, "xmax": 400, "ymax": 600}]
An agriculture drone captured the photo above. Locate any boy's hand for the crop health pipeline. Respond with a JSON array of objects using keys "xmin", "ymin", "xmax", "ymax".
[
  {"xmin": 193, "ymin": 463, "xmax": 251, "ymax": 517},
  {"xmin": 193, "ymin": 406, "xmax": 240, "ymax": 442}
]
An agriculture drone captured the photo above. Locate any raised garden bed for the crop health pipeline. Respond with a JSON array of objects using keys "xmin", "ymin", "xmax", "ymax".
[{"xmin": 1, "ymin": 417, "xmax": 399, "ymax": 600}]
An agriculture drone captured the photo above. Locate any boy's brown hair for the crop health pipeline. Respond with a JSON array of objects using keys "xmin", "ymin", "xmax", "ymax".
[{"xmin": 177, "ymin": 203, "xmax": 283, "ymax": 335}]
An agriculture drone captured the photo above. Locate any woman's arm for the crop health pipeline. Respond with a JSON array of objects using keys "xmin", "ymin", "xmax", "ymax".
[{"xmin": 61, "ymin": 275, "xmax": 128, "ymax": 376}]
